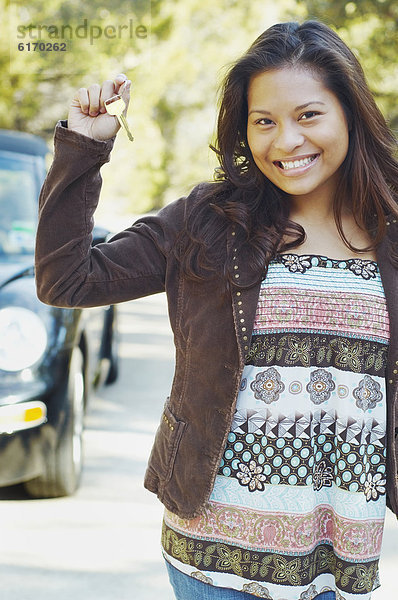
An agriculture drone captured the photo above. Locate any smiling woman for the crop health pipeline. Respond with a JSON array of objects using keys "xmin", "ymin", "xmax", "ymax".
[
  {"xmin": 246, "ymin": 68, "xmax": 349, "ymax": 206},
  {"xmin": 35, "ymin": 18, "xmax": 398, "ymax": 600}
]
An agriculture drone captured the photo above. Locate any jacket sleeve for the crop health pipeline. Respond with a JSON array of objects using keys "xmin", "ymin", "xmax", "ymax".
[{"xmin": 35, "ymin": 121, "xmax": 189, "ymax": 308}]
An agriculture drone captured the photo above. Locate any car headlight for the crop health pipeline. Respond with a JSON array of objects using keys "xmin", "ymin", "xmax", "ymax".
[{"xmin": 0, "ymin": 307, "xmax": 48, "ymax": 372}]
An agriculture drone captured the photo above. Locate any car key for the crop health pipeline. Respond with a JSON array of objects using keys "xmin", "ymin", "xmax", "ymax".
[{"xmin": 104, "ymin": 94, "xmax": 134, "ymax": 141}]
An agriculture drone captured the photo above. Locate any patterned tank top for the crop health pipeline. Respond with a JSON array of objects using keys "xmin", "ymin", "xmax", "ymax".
[{"xmin": 162, "ymin": 254, "xmax": 389, "ymax": 600}]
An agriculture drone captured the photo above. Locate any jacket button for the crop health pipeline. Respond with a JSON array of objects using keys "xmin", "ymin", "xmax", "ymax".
[
  {"xmin": 232, "ymin": 231, "xmax": 236, "ymax": 236},
  {"xmin": 244, "ymin": 345, "xmax": 249, "ymax": 351},
  {"xmin": 239, "ymin": 309, "xmax": 243, "ymax": 314},
  {"xmin": 394, "ymin": 369, "xmax": 398, "ymax": 374},
  {"xmin": 234, "ymin": 265, "xmax": 239, "ymax": 270},
  {"xmin": 243, "ymin": 335, "xmax": 248, "ymax": 341},
  {"xmin": 389, "ymin": 379, "xmax": 393, "ymax": 384},
  {"xmin": 240, "ymin": 318, "xmax": 245, "ymax": 323},
  {"xmin": 236, "ymin": 291, "xmax": 241, "ymax": 296},
  {"xmin": 235, "ymin": 274, "xmax": 239, "ymax": 279},
  {"xmin": 238, "ymin": 301, "xmax": 242, "ymax": 306},
  {"xmin": 242, "ymin": 327, "xmax": 247, "ymax": 332}
]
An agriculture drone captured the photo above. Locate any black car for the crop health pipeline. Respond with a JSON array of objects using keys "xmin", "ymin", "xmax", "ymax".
[{"xmin": 0, "ymin": 129, "xmax": 119, "ymax": 497}]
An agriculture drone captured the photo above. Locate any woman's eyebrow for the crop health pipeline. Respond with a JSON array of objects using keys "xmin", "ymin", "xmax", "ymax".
[
  {"xmin": 295, "ymin": 101, "xmax": 326, "ymax": 111},
  {"xmin": 248, "ymin": 109, "xmax": 272, "ymax": 116},
  {"xmin": 248, "ymin": 101, "xmax": 326, "ymax": 116}
]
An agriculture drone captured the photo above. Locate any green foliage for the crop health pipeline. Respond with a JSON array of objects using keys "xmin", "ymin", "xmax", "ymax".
[
  {"xmin": 3, "ymin": 0, "xmax": 151, "ymax": 133},
  {"xmin": 1, "ymin": 0, "xmax": 396, "ymax": 218}
]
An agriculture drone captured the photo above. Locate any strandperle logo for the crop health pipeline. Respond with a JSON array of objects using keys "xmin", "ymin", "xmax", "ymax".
[{"xmin": 16, "ymin": 18, "xmax": 148, "ymax": 46}]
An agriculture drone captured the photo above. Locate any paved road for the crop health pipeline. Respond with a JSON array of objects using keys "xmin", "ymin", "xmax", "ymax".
[{"xmin": 0, "ymin": 293, "xmax": 396, "ymax": 600}]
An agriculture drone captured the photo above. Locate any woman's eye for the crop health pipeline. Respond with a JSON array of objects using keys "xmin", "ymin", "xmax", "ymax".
[
  {"xmin": 300, "ymin": 111, "xmax": 320, "ymax": 120},
  {"xmin": 255, "ymin": 118, "xmax": 273, "ymax": 125}
]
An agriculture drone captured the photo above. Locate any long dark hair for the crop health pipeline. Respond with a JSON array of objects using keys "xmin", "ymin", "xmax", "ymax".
[{"xmin": 175, "ymin": 20, "xmax": 398, "ymax": 288}]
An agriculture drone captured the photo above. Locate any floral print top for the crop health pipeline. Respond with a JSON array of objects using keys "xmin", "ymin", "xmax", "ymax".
[{"xmin": 162, "ymin": 254, "xmax": 389, "ymax": 600}]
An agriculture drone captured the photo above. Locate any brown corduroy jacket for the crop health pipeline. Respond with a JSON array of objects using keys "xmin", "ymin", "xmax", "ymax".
[{"xmin": 35, "ymin": 121, "xmax": 398, "ymax": 519}]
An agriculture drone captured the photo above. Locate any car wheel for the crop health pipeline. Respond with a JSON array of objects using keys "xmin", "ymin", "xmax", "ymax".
[{"xmin": 24, "ymin": 347, "xmax": 85, "ymax": 498}]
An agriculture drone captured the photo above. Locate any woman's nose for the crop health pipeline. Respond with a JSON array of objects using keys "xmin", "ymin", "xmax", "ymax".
[{"xmin": 272, "ymin": 123, "xmax": 305, "ymax": 154}]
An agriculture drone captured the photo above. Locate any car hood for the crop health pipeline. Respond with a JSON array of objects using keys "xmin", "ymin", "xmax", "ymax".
[{"xmin": 0, "ymin": 260, "xmax": 33, "ymax": 290}]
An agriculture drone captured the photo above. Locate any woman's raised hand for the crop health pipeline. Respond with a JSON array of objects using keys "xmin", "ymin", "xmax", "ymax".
[{"xmin": 67, "ymin": 73, "xmax": 131, "ymax": 140}]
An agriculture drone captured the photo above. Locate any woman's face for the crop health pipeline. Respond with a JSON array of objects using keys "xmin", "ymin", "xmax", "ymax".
[{"xmin": 246, "ymin": 67, "xmax": 349, "ymax": 205}]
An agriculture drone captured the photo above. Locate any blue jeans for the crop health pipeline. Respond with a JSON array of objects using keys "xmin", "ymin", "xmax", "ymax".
[{"xmin": 165, "ymin": 560, "xmax": 336, "ymax": 599}]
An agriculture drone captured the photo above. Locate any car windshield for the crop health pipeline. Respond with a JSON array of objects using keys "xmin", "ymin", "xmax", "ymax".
[{"xmin": 0, "ymin": 153, "xmax": 38, "ymax": 257}]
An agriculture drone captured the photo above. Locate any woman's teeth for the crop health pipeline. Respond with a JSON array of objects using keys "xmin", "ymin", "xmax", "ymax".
[{"xmin": 279, "ymin": 155, "xmax": 318, "ymax": 170}]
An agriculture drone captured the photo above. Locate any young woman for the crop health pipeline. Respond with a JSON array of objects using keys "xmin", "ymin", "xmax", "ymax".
[{"xmin": 35, "ymin": 20, "xmax": 398, "ymax": 600}]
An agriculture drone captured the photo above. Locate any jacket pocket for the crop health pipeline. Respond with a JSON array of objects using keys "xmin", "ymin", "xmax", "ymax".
[{"xmin": 148, "ymin": 399, "xmax": 186, "ymax": 486}]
